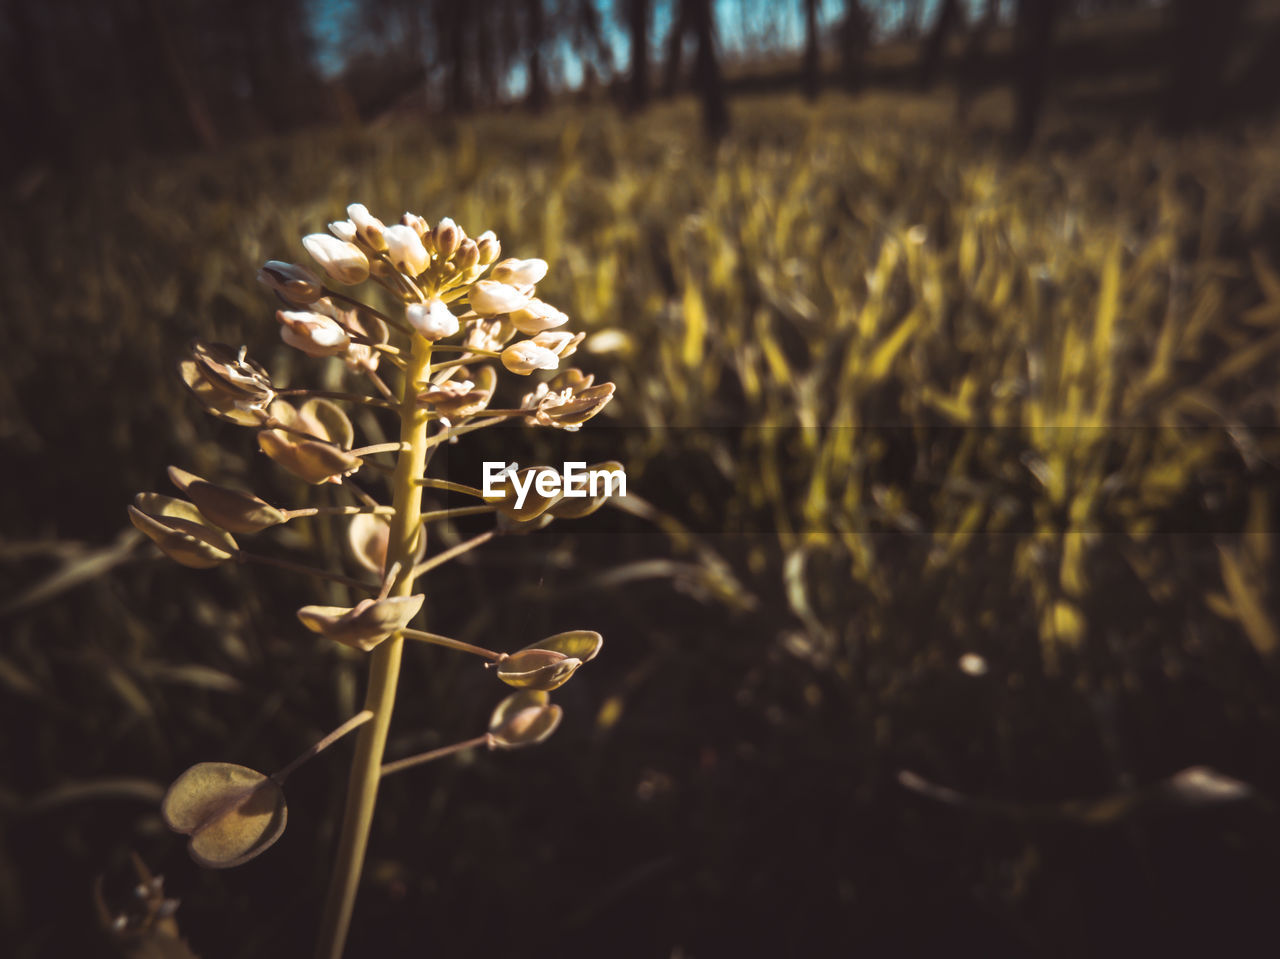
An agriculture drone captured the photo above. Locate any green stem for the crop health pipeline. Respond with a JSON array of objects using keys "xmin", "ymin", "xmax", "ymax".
[
  {"xmin": 415, "ymin": 478, "xmax": 489, "ymax": 498},
  {"xmin": 237, "ymin": 551, "xmax": 374, "ymax": 592},
  {"xmin": 408, "ymin": 529, "xmax": 496, "ymax": 579},
  {"xmin": 281, "ymin": 505, "xmax": 395, "ymax": 520},
  {"xmin": 420, "ymin": 505, "xmax": 498, "ymax": 524},
  {"xmin": 273, "ymin": 710, "xmax": 374, "ymax": 783},
  {"xmin": 401, "ymin": 628, "xmax": 502, "ymax": 661},
  {"xmin": 380, "ymin": 735, "xmax": 492, "ymax": 778},
  {"xmin": 315, "ymin": 334, "xmax": 433, "ymax": 959}
]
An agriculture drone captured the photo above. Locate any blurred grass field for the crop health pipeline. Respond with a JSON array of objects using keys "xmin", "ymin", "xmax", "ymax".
[{"xmin": 3, "ymin": 90, "xmax": 1280, "ymax": 956}]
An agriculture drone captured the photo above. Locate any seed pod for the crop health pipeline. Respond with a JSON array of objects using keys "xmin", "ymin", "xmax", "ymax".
[
  {"xmin": 485, "ymin": 465, "xmax": 562, "ymax": 520},
  {"xmin": 161, "ymin": 762, "xmax": 286, "ymax": 869},
  {"xmin": 167, "ymin": 467, "xmax": 285, "ymax": 533},
  {"xmin": 296, "ymin": 594, "xmax": 425, "ymax": 651},
  {"xmin": 129, "ymin": 494, "xmax": 238, "ymax": 568},
  {"xmin": 495, "ymin": 630, "xmax": 602, "ymax": 691},
  {"xmin": 189, "ymin": 341, "xmax": 274, "ymax": 406},
  {"xmin": 293, "ymin": 397, "xmax": 355, "ymax": 450},
  {"xmin": 257, "ymin": 260, "xmax": 324, "ymax": 306},
  {"xmin": 495, "ymin": 648, "xmax": 581, "ymax": 691},
  {"xmin": 258, "ymin": 430, "xmax": 361, "ymax": 485},
  {"xmin": 418, "ymin": 378, "xmax": 492, "ymax": 418},
  {"xmin": 488, "ymin": 690, "xmax": 563, "ymax": 749}
]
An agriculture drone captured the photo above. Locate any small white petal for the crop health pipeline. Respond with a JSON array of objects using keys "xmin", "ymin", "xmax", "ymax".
[
  {"xmin": 491, "ymin": 257, "xmax": 548, "ymax": 286},
  {"xmin": 302, "ymin": 234, "xmax": 369, "ymax": 285},
  {"xmin": 470, "ymin": 279, "xmax": 532, "ymax": 317},
  {"xmin": 384, "ymin": 224, "xmax": 430, "ymax": 276},
  {"xmin": 501, "ymin": 342, "xmax": 560, "ymax": 375},
  {"xmin": 510, "ymin": 298, "xmax": 569, "ymax": 334},
  {"xmin": 406, "ymin": 299, "xmax": 460, "ymax": 341}
]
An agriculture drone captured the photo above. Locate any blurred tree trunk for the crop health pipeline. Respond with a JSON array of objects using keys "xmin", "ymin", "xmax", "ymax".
[
  {"xmin": 441, "ymin": 4, "xmax": 474, "ymax": 113},
  {"xmin": 956, "ymin": 0, "xmax": 998, "ymax": 123},
  {"xmin": 141, "ymin": 0, "xmax": 219, "ymax": 150},
  {"xmin": 661, "ymin": 0, "xmax": 691, "ymax": 95},
  {"xmin": 802, "ymin": 0, "xmax": 820, "ymax": 100},
  {"xmin": 526, "ymin": 0, "xmax": 548, "ymax": 112},
  {"xmin": 1163, "ymin": 0, "xmax": 1245, "ymax": 133},
  {"xmin": 1012, "ymin": 0, "xmax": 1058, "ymax": 153},
  {"xmin": 918, "ymin": 0, "xmax": 962, "ymax": 89},
  {"xmin": 625, "ymin": 0, "xmax": 650, "ymax": 110},
  {"xmin": 838, "ymin": 0, "xmax": 869, "ymax": 91},
  {"xmin": 901, "ymin": 0, "xmax": 923, "ymax": 39},
  {"xmin": 688, "ymin": 0, "xmax": 728, "ymax": 141}
]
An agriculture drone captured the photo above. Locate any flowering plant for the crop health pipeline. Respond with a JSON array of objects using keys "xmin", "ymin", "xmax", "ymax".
[{"xmin": 129, "ymin": 204, "xmax": 617, "ymax": 957}]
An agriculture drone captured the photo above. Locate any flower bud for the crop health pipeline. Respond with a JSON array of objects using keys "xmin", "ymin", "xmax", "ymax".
[
  {"xmin": 302, "ymin": 234, "xmax": 369, "ymax": 285},
  {"xmin": 465, "ymin": 317, "xmax": 515, "ymax": 352},
  {"xmin": 402, "ymin": 212, "xmax": 429, "ymax": 239},
  {"xmin": 257, "ymin": 261, "xmax": 323, "ymax": 305},
  {"xmin": 491, "ymin": 257, "xmax": 548, "ymax": 286},
  {"xmin": 328, "ymin": 219, "xmax": 358, "ymax": 242},
  {"xmin": 346, "ymin": 202, "xmax": 387, "ymax": 251},
  {"xmin": 501, "ymin": 341, "xmax": 560, "ymax": 375},
  {"xmin": 453, "ymin": 237, "xmax": 480, "ymax": 271},
  {"xmin": 470, "ymin": 279, "xmax": 531, "ymax": 317},
  {"xmin": 530, "ymin": 330, "xmax": 582, "ymax": 358},
  {"xmin": 384, "ymin": 224, "xmax": 430, "ymax": 276},
  {"xmin": 475, "ymin": 230, "xmax": 500, "ymax": 266},
  {"xmin": 509, "ymin": 298, "xmax": 569, "ymax": 334},
  {"xmin": 405, "ymin": 298, "xmax": 457, "ymax": 340},
  {"xmin": 276, "ymin": 309, "xmax": 351, "ymax": 357},
  {"xmin": 432, "ymin": 217, "xmax": 460, "ymax": 260}
]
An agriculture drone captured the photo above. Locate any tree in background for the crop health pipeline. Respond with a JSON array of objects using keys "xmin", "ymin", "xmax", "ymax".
[
  {"xmin": 1163, "ymin": 0, "xmax": 1246, "ymax": 133},
  {"xmin": 623, "ymin": 0, "xmax": 652, "ymax": 111},
  {"xmin": 802, "ymin": 0, "xmax": 821, "ymax": 101},
  {"xmin": 1012, "ymin": 0, "xmax": 1059, "ymax": 152},
  {"xmin": 917, "ymin": 0, "xmax": 963, "ymax": 90},
  {"xmin": 837, "ymin": 0, "xmax": 872, "ymax": 91}
]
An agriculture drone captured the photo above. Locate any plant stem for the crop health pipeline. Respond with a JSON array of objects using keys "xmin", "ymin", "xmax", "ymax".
[
  {"xmin": 415, "ymin": 478, "xmax": 488, "ymax": 498},
  {"xmin": 401, "ymin": 628, "xmax": 502, "ymax": 661},
  {"xmin": 315, "ymin": 335, "xmax": 433, "ymax": 959},
  {"xmin": 237, "ymin": 551, "xmax": 374, "ymax": 592},
  {"xmin": 408, "ymin": 529, "xmax": 496, "ymax": 579},
  {"xmin": 281, "ymin": 505, "xmax": 396, "ymax": 520},
  {"xmin": 380, "ymin": 735, "xmax": 492, "ymax": 778},
  {"xmin": 273, "ymin": 710, "xmax": 374, "ymax": 783},
  {"xmin": 276, "ymin": 389, "xmax": 393, "ymax": 409},
  {"xmin": 323, "ymin": 289, "xmax": 410, "ymax": 335},
  {"xmin": 420, "ymin": 505, "xmax": 498, "ymax": 524}
]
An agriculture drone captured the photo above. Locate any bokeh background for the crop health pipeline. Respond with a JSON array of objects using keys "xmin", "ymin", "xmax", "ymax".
[{"xmin": 3, "ymin": 1, "xmax": 1280, "ymax": 956}]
